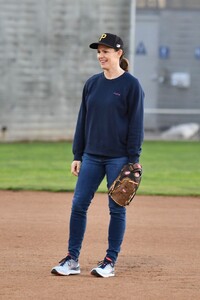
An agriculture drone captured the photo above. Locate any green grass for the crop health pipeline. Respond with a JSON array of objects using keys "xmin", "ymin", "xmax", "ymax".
[
  {"xmin": 0, "ymin": 141, "xmax": 199, "ymax": 196},
  {"xmin": 139, "ymin": 141, "xmax": 200, "ymax": 196}
]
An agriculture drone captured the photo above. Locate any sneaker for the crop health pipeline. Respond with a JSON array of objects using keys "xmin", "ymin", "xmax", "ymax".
[
  {"xmin": 90, "ymin": 257, "xmax": 115, "ymax": 278},
  {"xmin": 51, "ymin": 255, "xmax": 80, "ymax": 276}
]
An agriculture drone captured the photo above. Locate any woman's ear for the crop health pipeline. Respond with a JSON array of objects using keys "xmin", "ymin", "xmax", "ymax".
[{"xmin": 117, "ymin": 49, "xmax": 123, "ymax": 57}]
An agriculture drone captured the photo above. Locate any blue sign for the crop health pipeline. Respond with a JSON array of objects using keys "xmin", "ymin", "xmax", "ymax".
[
  {"xmin": 136, "ymin": 42, "xmax": 147, "ymax": 55},
  {"xmin": 194, "ymin": 47, "xmax": 200, "ymax": 59},
  {"xmin": 159, "ymin": 46, "xmax": 170, "ymax": 59}
]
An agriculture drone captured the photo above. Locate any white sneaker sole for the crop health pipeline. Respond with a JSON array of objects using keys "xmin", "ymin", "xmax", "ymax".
[
  {"xmin": 51, "ymin": 267, "xmax": 81, "ymax": 276},
  {"xmin": 90, "ymin": 268, "xmax": 115, "ymax": 278}
]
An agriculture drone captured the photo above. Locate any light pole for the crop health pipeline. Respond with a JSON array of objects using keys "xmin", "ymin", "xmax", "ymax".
[{"xmin": 129, "ymin": 0, "xmax": 136, "ymax": 74}]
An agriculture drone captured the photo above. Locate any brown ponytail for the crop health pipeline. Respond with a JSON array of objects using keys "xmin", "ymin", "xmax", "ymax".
[{"xmin": 120, "ymin": 57, "xmax": 129, "ymax": 72}]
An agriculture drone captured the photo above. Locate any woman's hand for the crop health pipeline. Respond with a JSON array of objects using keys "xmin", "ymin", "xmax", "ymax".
[{"xmin": 71, "ymin": 160, "xmax": 82, "ymax": 176}]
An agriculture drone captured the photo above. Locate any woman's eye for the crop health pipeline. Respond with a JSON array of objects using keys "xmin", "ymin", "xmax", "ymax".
[{"xmin": 97, "ymin": 50, "xmax": 109, "ymax": 54}]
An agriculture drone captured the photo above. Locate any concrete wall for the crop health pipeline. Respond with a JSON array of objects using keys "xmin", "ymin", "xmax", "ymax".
[{"xmin": 0, "ymin": 0, "xmax": 132, "ymax": 141}]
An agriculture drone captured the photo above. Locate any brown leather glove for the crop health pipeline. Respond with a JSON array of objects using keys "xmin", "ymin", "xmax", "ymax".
[{"xmin": 108, "ymin": 163, "xmax": 142, "ymax": 206}]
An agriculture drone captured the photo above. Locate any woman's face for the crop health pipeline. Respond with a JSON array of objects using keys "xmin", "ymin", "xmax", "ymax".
[{"xmin": 97, "ymin": 45, "xmax": 122, "ymax": 71}]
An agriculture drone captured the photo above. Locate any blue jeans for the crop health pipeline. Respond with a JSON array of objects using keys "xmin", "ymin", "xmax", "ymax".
[{"xmin": 68, "ymin": 153, "xmax": 128, "ymax": 263}]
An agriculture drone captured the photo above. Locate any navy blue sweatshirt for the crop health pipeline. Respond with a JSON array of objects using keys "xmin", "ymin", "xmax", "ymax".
[{"xmin": 73, "ymin": 72, "xmax": 144, "ymax": 163}]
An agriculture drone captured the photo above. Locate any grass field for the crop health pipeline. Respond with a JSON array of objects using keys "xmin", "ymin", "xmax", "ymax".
[{"xmin": 0, "ymin": 141, "xmax": 199, "ymax": 196}]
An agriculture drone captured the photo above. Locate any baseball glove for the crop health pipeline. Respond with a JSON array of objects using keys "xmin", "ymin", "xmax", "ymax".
[{"xmin": 108, "ymin": 163, "xmax": 142, "ymax": 207}]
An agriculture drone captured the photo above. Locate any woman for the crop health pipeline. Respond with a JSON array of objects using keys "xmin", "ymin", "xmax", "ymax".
[{"xmin": 51, "ymin": 33, "xmax": 144, "ymax": 278}]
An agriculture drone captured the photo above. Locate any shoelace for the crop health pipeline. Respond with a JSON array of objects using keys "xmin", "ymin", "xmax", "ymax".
[
  {"xmin": 59, "ymin": 255, "xmax": 71, "ymax": 265},
  {"xmin": 97, "ymin": 258, "xmax": 113, "ymax": 268}
]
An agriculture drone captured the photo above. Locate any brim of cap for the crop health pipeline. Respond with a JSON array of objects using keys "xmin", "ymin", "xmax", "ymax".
[{"xmin": 89, "ymin": 42, "xmax": 114, "ymax": 49}]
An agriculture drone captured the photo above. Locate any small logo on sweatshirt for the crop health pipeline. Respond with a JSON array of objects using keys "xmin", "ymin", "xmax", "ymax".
[{"xmin": 113, "ymin": 92, "xmax": 121, "ymax": 96}]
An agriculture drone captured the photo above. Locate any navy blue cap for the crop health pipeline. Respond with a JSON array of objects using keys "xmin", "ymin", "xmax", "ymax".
[{"xmin": 89, "ymin": 33, "xmax": 124, "ymax": 50}]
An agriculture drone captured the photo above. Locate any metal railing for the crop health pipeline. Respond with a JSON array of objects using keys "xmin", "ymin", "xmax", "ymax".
[
  {"xmin": 144, "ymin": 108, "xmax": 200, "ymax": 115},
  {"xmin": 136, "ymin": 0, "xmax": 200, "ymax": 9}
]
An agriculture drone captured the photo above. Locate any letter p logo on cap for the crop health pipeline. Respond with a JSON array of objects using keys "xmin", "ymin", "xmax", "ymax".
[{"xmin": 99, "ymin": 33, "xmax": 107, "ymax": 41}]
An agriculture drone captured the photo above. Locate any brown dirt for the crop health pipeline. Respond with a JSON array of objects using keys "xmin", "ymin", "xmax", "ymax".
[{"xmin": 0, "ymin": 190, "xmax": 200, "ymax": 300}]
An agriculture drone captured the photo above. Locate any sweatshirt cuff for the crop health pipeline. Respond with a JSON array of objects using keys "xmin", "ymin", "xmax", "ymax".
[
  {"xmin": 73, "ymin": 154, "xmax": 83, "ymax": 161},
  {"xmin": 129, "ymin": 155, "xmax": 139, "ymax": 164}
]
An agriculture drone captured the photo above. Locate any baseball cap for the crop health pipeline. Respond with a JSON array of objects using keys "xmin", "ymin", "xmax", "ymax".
[{"xmin": 89, "ymin": 33, "xmax": 124, "ymax": 50}]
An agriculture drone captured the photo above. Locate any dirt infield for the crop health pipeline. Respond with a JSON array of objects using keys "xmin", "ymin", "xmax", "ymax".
[{"xmin": 0, "ymin": 191, "xmax": 200, "ymax": 300}]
